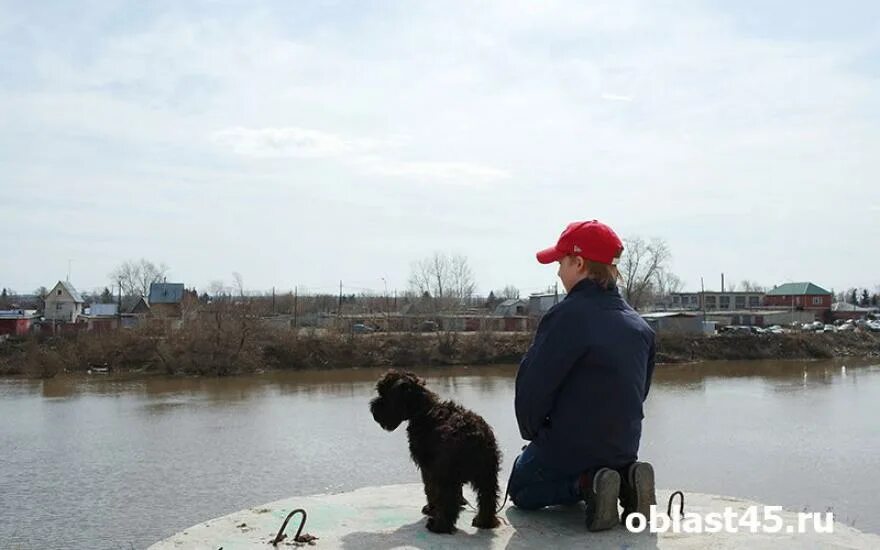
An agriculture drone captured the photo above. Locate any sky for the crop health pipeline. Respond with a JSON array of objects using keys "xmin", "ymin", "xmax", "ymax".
[{"xmin": 2, "ymin": 0, "xmax": 879, "ymax": 298}]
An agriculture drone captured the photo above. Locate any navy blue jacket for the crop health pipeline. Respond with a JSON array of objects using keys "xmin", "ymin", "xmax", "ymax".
[{"xmin": 515, "ymin": 278, "xmax": 655, "ymax": 474}]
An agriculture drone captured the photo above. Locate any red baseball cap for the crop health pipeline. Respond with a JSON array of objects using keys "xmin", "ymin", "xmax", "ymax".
[{"xmin": 536, "ymin": 220, "xmax": 624, "ymax": 265}]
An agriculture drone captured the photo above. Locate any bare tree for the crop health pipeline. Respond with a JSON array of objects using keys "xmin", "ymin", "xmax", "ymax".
[
  {"xmin": 449, "ymin": 254, "xmax": 476, "ymax": 303},
  {"xmin": 618, "ymin": 237, "xmax": 670, "ymax": 311},
  {"xmin": 232, "ymin": 272, "xmax": 245, "ymax": 298},
  {"xmin": 739, "ymin": 280, "xmax": 766, "ymax": 293},
  {"xmin": 500, "ymin": 285, "xmax": 521, "ymax": 300},
  {"xmin": 654, "ymin": 271, "xmax": 683, "ymax": 309},
  {"xmin": 408, "ymin": 252, "xmax": 477, "ymax": 310},
  {"xmin": 208, "ymin": 280, "xmax": 226, "ymax": 298},
  {"xmin": 409, "ymin": 257, "xmax": 435, "ymax": 298},
  {"xmin": 110, "ymin": 259, "xmax": 169, "ymax": 297}
]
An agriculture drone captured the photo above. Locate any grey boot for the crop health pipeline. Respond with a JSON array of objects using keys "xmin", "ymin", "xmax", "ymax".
[
  {"xmin": 581, "ymin": 467, "xmax": 621, "ymax": 532},
  {"xmin": 620, "ymin": 461, "xmax": 656, "ymax": 525}
]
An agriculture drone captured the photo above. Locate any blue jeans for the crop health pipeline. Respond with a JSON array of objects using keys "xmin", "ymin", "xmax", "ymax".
[{"xmin": 508, "ymin": 443, "xmax": 582, "ymax": 510}]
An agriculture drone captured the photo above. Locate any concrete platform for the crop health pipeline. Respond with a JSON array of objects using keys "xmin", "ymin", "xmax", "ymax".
[{"xmin": 149, "ymin": 484, "xmax": 880, "ymax": 549}]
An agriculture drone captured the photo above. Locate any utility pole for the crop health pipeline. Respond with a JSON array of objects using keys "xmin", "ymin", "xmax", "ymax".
[
  {"xmin": 293, "ymin": 286, "xmax": 298, "ymax": 328},
  {"xmin": 118, "ymin": 279, "xmax": 123, "ymax": 321},
  {"xmin": 381, "ymin": 277, "xmax": 389, "ymax": 331},
  {"xmin": 700, "ymin": 276, "xmax": 706, "ymax": 324},
  {"xmin": 272, "ymin": 287, "xmax": 276, "ymax": 315},
  {"xmin": 554, "ymin": 281, "xmax": 559, "ymax": 305}
]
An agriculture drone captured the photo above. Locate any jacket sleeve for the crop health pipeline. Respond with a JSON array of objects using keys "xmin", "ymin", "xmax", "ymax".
[
  {"xmin": 644, "ymin": 338, "xmax": 655, "ymax": 400},
  {"xmin": 515, "ymin": 308, "xmax": 586, "ymax": 441}
]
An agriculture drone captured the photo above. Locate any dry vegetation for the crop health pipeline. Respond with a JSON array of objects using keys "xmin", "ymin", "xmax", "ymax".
[{"xmin": 2, "ymin": 320, "xmax": 879, "ymax": 379}]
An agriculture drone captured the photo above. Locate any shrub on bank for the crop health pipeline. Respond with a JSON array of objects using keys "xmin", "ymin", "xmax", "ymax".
[{"xmin": 2, "ymin": 328, "xmax": 878, "ymax": 378}]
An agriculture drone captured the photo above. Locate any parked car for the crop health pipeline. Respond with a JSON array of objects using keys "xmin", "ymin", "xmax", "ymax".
[
  {"xmin": 420, "ymin": 320, "xmax": 438, "ymax": 332},
  {"xmin": 352, "ymin": 323, "xmax": 375, "ymax": 334},
  {"xmin": 720, "ymin": 325, "xmax": 752, "ymax": 334}
]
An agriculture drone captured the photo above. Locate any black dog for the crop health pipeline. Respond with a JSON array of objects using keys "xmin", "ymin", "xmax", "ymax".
[{"xmin": 370, "ymin": 370, "xmax": 501, "ymax": 533}]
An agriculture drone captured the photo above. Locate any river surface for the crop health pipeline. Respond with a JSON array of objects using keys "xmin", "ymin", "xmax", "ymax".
[{"xmin": 2, "ymin": 359, "xmax": 879, "ymax": 549}]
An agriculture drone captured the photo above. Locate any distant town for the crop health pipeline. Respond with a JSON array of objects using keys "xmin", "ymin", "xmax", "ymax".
[{"xmin": 2, "ymin": 276, "xmax": 878, "ymax": 340}]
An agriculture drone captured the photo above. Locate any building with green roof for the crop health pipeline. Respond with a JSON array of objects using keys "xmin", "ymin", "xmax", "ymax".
[{"xmin": 764, "ymin": 282, "xmax": 832, "ymax": 312}]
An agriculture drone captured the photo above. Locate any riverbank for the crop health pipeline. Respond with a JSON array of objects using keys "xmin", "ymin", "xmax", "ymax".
[{"xmin": 1, "ymin": 329, "xmax": 879, "ymax": 378}]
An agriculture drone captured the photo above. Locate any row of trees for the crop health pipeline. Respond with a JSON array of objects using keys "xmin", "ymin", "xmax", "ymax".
[
  {"xmin": 840, "ymin": 288, "xmax": 880, "ymax": 307},
  {"xmin": 32, "ymin": 238, "xmax": 880, "ymax": 316},
  {"xmin": 2, "ymin": 239, "xmax": 680, "ymax": 314},
  {"xmin": 401, "ymin": 240, "xmax": 684, "ymax": 312}
]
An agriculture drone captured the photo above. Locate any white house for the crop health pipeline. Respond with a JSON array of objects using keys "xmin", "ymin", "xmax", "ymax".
[{"xmin": 43, "ymin": 280, "xmax": 84, "ymax": 323}]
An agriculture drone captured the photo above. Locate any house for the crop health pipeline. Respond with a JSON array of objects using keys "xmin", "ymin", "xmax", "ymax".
[
  {"xmin": 148, "ymin": 282, "xmax": 187, "ymax": 318},
  {"xmin": 81, "ymin": 303, "xmax": 119, "ymax": 333},
  {"xmin": 129, "ymin": 296, "xmax": 151, "ymax": 314},
  {"xmin": 763, "ymin": 282, "xmax": 832, "ymax": 312},
  {"xmin": 494, "ymin": 299, "xmax": 528, "ymax": 317},
  {"xmin": 831, "ymin": 302, "xmax": 877, "ymax": 322},
  {"xmin": 0, "ymin": 309, "xmax": 40, "ymax": 336},
  {"xmin": 641, "ymin": 312, "xmax": 710, "ymax": 335},
  {"xmin": 528, "ymin": 292, "xmax": 566, "ymax": 316},
  {"xmin": 668, "ymin": 291, "xmax": 765, "ymax": 311},
  {"xmin": 43, "ymin": 280, "xmax": 84, "ymax": 323},
  {"xmin": 704, "ymin": 309, "xmax": 816, "ymax": 328}
]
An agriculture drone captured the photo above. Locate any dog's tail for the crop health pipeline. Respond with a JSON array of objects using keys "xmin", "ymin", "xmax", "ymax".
[{"xmin": 464, "ymin": 465, "xmax": 515, "ymax": 515}]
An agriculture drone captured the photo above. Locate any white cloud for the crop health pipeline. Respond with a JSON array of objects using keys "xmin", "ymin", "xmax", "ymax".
[
  {"xmin": 354, "ymin": 156, "xmax": 511, "ymax": 185},
  {"xmin": 3, "ymin": 0, "xmax": 880, "ymax": 294},
  {"xmin": 600, "ymin": 93, "xmax": 634, "ymax": 102},
  {"xmin": 211, "ymin": 126, "xmax": 368, "ymax": 159},
  {"xmin": 211, "ymin": 126, "xmax": 510, "ymax": 184}
]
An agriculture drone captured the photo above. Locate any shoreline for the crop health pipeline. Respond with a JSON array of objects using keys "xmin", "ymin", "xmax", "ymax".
[{"xmin": 1, "ymin": 330, "xmax": 879, "ymax": 378}]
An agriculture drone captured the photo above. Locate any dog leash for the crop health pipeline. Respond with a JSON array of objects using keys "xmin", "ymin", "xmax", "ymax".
[
  {"xmin": 496, "ymin": 465, "xmax": 516, "ymax": 513},
  {"xmin": 462, "ymin": 461, "xmax": 517, "ymax": 515}
]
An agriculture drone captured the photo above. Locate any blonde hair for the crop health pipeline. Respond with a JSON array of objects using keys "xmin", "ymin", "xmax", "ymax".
[
  {"xmin": 566, "ymin": 254, "xmax": 621, "ymax": 288},
  {"xmin": 585, "ymin": 260, "xmax": 619, "ymax": 288}
]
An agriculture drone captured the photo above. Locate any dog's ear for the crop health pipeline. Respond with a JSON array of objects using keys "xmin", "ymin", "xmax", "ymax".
[
  {"xmin": 401, "ymin": 371, "xmax": 425, "ymax": 387},
  {"xmin": 377, "ymin": 369, "xmax": 401, "ymax": 392},
  {"xmin": 392, "ymin": 372, "xmax": 425, "ymax": 394}
]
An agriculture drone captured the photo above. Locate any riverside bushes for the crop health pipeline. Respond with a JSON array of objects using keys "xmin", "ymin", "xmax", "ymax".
[{"xmin": 2, "ymin": 326, "xmax": 878, "ymax": 378}]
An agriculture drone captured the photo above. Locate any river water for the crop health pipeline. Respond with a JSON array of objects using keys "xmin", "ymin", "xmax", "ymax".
[{"xmin": 2, "ymin": 359, "xmax": 879, "ymax": 549}]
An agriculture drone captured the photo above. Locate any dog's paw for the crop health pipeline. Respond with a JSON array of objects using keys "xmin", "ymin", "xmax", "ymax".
[
  {"xmin": 472, "ymin": 515, "xmax": 501, "ymax": 529},
  {"xmin": 421, "ymin": 504, "xmax": 433, "ymax": 516},
  {"xmin": 426, "ymin": 517, "xmax": 455, "ymax": 534}
]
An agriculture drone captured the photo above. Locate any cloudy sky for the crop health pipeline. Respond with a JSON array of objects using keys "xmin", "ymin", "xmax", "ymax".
[{"xmin": 2, "ymin": 0, "xmax": 879, "ymax": 297}]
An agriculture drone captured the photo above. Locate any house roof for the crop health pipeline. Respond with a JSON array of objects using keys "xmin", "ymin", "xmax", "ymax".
[
  {"xmin": 55, "ymin": 280, "xmax": 84, "ymax": 303},
  {"xmin": 0, "ymin": 309, "xmax": 39, "ymax": 319},
  {"xmin": 128, "ymin": 296, "xmax": 151, "ymax": 314},
  {"xmin": 766, "ymin": 282, "xmax": 831, "ymax": 296},
  {"xmin": 641, "ymin": 312, "xmax": 699, "ymax": 319},
  {"xmin": 498, "ymin": 299, "xmax": 525, "ymax": 307},
  {"xmin": 148, "ymin": 283, "xmax": 185, "ymax": 304},
  {"xmin": 88, "ymin": 304, "xmax": 118, "ymax": 316},
  {"xmin": 831, "ymin": 302, "xmax": 876, "ymax": 312}
]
